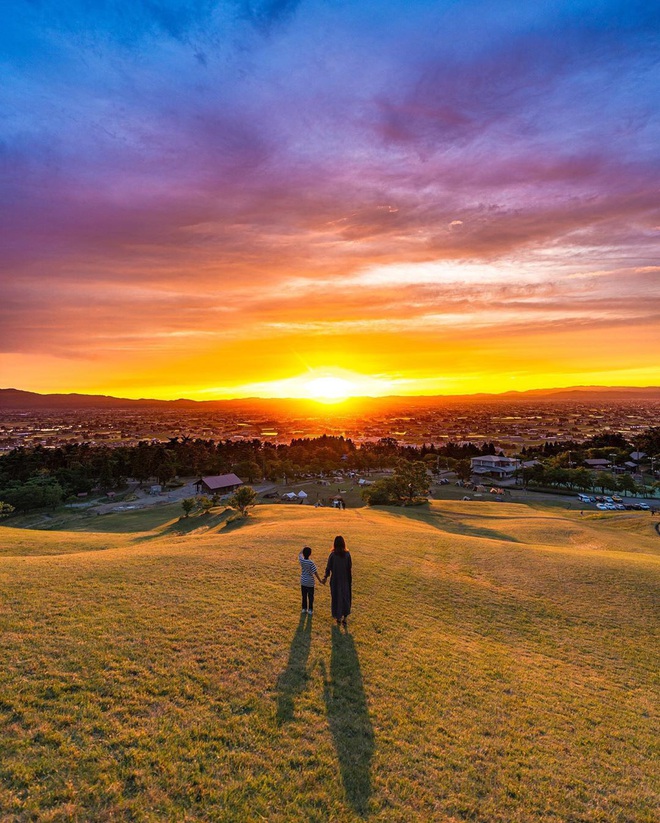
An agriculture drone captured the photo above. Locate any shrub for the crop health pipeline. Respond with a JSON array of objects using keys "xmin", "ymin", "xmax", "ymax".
[{"xmin": 229, "ymin": 486, "xmax": 258, "ymax": 517}]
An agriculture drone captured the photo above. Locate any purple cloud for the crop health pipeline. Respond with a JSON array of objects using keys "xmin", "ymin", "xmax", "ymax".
[{"xmin": 0, "ymin": 0, "xmax": 658, "ymax": 385}]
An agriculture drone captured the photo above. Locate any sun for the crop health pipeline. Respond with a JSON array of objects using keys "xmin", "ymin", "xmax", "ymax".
[
  {"xmin": 303, "ymin": 376, "xmax": 354, "ymax": 402},
  {"xmin": 214, "ymin": 367, "xmax": 392, "ymax": 402}
]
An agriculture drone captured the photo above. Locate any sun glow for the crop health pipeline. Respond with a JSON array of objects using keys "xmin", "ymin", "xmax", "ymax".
[
  {"xmin": 303, "ymin": 376, "xmax": 355, "ymax": 402},
  {"xmin": 201, "ymin": 368, "xmax": 393, "ymax": 402}
]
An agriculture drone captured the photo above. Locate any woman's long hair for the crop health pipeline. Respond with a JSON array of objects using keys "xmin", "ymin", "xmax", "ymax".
[{"xmin": 333, "ymin": 535, "xmax": 347, "ymax": 555}]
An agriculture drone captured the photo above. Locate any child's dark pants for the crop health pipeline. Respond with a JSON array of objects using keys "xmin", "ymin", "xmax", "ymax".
[{"xmin": 301, "ymin": 585, "xmax": 315, "ymax": 611}]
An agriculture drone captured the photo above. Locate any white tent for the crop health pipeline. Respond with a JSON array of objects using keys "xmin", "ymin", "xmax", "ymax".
[
  {"xmin": 297, "ymin": 490, "xmax": 308, "ymax": 498},
  {"xmin": 283, "ymin": 492, "xmax": 297, "ymax": 499}
]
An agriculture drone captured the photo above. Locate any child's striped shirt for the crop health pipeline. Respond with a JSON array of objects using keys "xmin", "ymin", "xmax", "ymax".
[{"xmin": 299, "ymin": 555, "xmax": 317, "ymax": 587}]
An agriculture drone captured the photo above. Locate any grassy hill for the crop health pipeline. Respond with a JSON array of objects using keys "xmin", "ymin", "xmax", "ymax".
[{"xmin": 0, "ymin": 502, "xmax": 658, "ymax": 821}]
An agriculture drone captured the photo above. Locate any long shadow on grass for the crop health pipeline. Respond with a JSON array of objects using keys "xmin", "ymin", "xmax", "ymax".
[
  {"xmin": 385, "ymin": 505, "xmax": 521, "ymax": 543},
  {"xmin": 275, "ymin": 613, "xmax": 312, "ymax": 724},
  {"xmin": 132, "ymin": 509, "xmax": 238, "ymax": 542},
  {"xmin": 321, "ymin": 626, "xmax": 374, "ymax": 817}
]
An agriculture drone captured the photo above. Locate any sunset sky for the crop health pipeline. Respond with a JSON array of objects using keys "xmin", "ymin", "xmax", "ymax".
[{"xmin": 2, "ymin": 1, "xmax": 659, "ymax": 400}]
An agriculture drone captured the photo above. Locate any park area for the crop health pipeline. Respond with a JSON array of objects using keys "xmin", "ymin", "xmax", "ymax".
[{"xmin": 0, "ymin": 499, "xmax": 658, "ymax": 821}]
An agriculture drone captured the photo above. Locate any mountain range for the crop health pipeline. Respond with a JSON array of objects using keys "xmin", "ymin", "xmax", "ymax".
[{"xmin": 1, "ymin": 386, "xmax": 659, "ymax": 411}]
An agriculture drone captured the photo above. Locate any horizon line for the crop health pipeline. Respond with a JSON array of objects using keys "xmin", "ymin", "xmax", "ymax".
[{"xmin": 2, "ymin": 384, "xmax": 660, "ymax": 405}]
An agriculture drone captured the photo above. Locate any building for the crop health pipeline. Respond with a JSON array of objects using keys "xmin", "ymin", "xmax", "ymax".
[
  {"xmin": 584, "ymin": 459, "xmax": 611, "ymax": 469},
  {"xmin": 470, "ymin": 455, "xmax": 520, "ymax": 479},
  {"xmin": 195, "ymin": 474, "xmax": 243, "ymax": 495}
]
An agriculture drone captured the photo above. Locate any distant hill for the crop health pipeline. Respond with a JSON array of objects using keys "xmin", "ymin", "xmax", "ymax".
[
  {"xmin": 1, "ymin": 385, "xmax": 659, "ymax": 411},
  {"xmin": 478, "ymin": 386, "xmax": 660, "ymax": 402},
  {"xmin": 0, "ymin": 388, "xmax": 200, "ymax": 410}
]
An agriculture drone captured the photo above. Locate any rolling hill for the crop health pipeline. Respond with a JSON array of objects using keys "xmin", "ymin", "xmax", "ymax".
[{"xmin": 0, "ymin": 501, "xmax": 658, "ymax": 821}]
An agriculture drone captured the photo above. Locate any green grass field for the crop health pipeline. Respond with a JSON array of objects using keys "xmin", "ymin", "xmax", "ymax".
[{"xmin": 0, "ymin": 501, "xmax": 658, "ymax": 821}]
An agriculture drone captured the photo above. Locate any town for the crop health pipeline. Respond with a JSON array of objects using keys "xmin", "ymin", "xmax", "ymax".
[
  {"xmin": 1, "ymin": 396, "xmax": 659, "ymax": 454},
  {"xmin": 0, "ymin": 395, "xmax": 658, "ymax": 518}
]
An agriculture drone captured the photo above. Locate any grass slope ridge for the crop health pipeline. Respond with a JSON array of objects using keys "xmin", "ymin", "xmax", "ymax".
[{"xmin": 0, "ymin": 502, "xmax": 658, "ymax": 821}]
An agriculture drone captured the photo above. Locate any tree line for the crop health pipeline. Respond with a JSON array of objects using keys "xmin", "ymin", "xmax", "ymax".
[
  {"xmin": 0, "ymin": 427, "xmax": 657, "ymax": 512},
  {"xmin": 0, "ymin": 436, "xmax": 498, "ymax": 511}
]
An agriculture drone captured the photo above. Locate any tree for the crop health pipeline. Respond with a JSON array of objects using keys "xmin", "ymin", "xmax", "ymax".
[
  {"xmin": 394, "ymin": 460, "xmax": 430, "ymax": 504},
  {"xmin": 233, "ymin": 460, "xmax": 262, "ymax": 484},
  {"xmin": 154, "ymin": 451, "xmax": 177, "ymax": 485},
  {"xmin": 638, "ymin": 427, "xmax": 660, "ymax": 457},
  {"xmin": 361, "ymin": 477, "xmax": 398, "ymax": 506},
  {"xmin": 131, "ymin": 444, "xmax": 154, "ymax": 486},
  {"xmin": 198, "ymin": 495, "xmax": 214, "ymax": 514},
  {"xmin": 454, "ymin": 459, "xmax": 472, "ymax": 483},
  {"xmin": 229, "ymin": 485, "xmax": 258, "ymax": 517},
  {"xmin": 0, "ymin": 477, "xmax": 64, "ymax": 511},
  {"xmin": 572, "ymin": 467, "xmax": 595, "ymax": 492},
  {"xmin": 361, "ymin": 460, "xmax": 429, "ymax": 506},
  {"xmin": 264, "ymin": 459, "xmax": 283, "ymax": 481},
  {"xmin": 181, "ymin": 498, "xmax": 196, "ymax": 518},
  {"xmin": 586, "ymin": 433, "xmax": 631, "ymax": 450},
  {"xmin": 522, "ymin": 463, "xmax": 546, "ymax": 487},
  {"xmin": 0, "ymin": 501, "xmax": 15, "ymax": 518},
  {"xmin": 593, "ymin": 472, "xmax": 616, "ymax": 494},
  {"xmin": 617, "ymin": 474, "xmax": 639, "ymax": 498},
  {"xmin": 545, "ymin": 467, "xmax": 570, "ymax": 488}
]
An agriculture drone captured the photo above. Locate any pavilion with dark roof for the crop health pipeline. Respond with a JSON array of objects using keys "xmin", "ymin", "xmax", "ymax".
[{"xmin": 195, "ymin": 474, "xmax": 243, "ymax": 495}]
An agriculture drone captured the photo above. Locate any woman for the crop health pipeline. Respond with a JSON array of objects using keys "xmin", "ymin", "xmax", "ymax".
[{"xmin": 323, "ymin": 535, "xmax": 352, "ymax": 627}]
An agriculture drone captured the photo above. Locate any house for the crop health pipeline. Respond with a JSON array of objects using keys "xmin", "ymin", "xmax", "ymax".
[
  {"xmin": 584, "ymin": 459, "xmax": 610, "ymax": 469},
  {"xmin": 195, "ymin": 474, "xmax": 243, "ymax": 495},
  {"xmin": 470, "ymin": 455, "xmax": 520, "ymax": 479}
]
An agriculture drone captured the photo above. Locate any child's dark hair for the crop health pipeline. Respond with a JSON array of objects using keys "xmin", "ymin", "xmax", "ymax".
[{"xmin": 302, "ymin": 546, "xmax": 312, "ymax": 558}]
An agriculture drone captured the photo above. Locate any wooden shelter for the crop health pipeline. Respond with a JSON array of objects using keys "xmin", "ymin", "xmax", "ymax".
[{"xmin": 195, "ymin": 474, "xmax": 243, "ymax": 495}]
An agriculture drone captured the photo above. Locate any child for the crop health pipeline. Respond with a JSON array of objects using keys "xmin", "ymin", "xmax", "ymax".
[{"xmin": 299, "ymin": 546, "xmax": 324, "ymax": 615}]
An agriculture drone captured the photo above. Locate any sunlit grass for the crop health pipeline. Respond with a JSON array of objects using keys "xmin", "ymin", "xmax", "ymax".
[{"xmin": 0, "ymin": 503, "xmax": 658, "ymax": 820}]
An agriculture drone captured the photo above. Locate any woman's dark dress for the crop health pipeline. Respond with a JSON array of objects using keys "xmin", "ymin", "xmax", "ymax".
[{"xmin": 325, "ymin": 551, "xmax": 352, "ymax": 619}]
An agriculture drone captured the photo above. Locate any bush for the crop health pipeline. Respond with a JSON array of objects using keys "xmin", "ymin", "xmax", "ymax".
[
  {"xmin": 0, "ymin": 477, "xmax": 65, "ymax": 511},
  {"xmin": 362, "ymin": 460, "xmax": 429, "ymax": 506},
  {"xmin": 181, "ymin": 498, "xmax": 196, "ymax": 518},
  {"xmin": 0, "ymin": 501, "xmax": 15, "ymax": 518},
  {"xmin": 228, "ymin": 486, "xmax": 258, "ymax": 517}
]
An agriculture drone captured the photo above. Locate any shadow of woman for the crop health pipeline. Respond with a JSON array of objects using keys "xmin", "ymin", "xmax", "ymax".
[
  {"xmin": 321, "ymin": 625, "xmax": 374, "ymax": 816},
  {"xmin": 275, "ymin": 613, "xmax": 313, "ymax": 724}
]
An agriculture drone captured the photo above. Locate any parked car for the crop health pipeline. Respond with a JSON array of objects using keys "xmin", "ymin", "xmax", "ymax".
[{"xmin": 596, "ymin": 503, "xmax": 608, "ymax": 510}]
